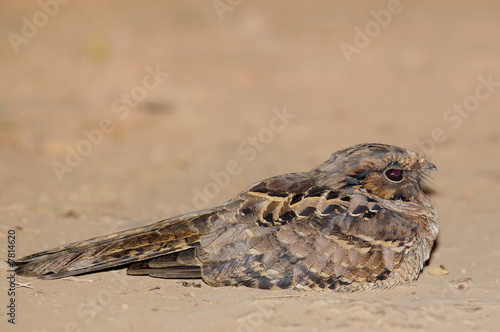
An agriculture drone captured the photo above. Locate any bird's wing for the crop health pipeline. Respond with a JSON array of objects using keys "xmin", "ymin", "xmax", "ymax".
[{"xmin": 13, "ymin": 173, "xmax": 314, "ymax": 280}]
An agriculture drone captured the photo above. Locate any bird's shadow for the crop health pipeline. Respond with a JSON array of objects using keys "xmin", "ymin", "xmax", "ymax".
[{"xmin": 425, "ymin": 237, "xmax": 440, "ymax": 267}]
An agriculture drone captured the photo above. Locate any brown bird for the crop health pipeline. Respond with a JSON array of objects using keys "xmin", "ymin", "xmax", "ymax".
[{"xmin": 15, "ymin": 143, "xmax": 438, "ymax": 292}]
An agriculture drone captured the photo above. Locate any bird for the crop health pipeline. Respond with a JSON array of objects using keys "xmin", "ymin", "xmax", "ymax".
[{"xmin": 14, "ymin": 143, "xmax": 438, "ymax": 292}]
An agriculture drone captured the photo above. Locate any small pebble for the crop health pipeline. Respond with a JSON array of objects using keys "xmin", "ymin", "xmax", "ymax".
[{"xmin": 428, "ymin": 265, "xmax": 449, "ymax": 276}]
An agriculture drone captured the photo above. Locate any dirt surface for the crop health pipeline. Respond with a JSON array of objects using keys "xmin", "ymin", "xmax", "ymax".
[{"xmin": 1, "ymin": 1, "xmax": 500, "ymax": 331}]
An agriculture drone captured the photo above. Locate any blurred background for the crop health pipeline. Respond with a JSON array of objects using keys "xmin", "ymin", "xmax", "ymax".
[{"xmin": 1, "ymin": 1, "xmax": 499, "ymax": 331}]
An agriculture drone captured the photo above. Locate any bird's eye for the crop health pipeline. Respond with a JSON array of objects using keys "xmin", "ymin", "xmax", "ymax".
[{"xmin": 384, "ymin": 168, "xmax": 404, "ymax": 182}]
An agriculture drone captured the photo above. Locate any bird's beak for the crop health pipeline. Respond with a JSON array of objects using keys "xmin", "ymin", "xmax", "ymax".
[{"xmin": 422, "ymin": 161, "xmax": 437, "ymax": 171}]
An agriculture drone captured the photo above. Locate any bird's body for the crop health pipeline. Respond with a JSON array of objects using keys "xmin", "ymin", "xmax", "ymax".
[{"xmin": 15, "ymin": 143, "xmax": 438, "ymax": 292}]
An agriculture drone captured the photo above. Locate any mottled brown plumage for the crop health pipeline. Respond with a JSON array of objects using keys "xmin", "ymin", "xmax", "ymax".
[{"xmin": 15, "ymin": 143, "xmax": 438, "ymax": 291}]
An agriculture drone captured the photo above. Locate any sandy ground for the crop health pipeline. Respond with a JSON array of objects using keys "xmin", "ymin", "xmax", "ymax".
[{"xmin": 1, "ymin": 1, "xmax": 500, "ymax": 331}]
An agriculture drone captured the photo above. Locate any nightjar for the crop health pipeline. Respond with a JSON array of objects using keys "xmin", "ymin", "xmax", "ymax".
[{"xmin": 15, "ymin": 143, "xmax": 438, "ymax": 292}]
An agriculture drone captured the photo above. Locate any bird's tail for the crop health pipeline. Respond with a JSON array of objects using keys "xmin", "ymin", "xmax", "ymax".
[{"xmin": 14, "ymin": 207, "xmax": 219, "ymax": 279}]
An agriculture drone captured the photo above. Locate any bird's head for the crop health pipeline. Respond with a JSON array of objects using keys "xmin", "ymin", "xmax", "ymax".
[{"xmin": 313, "ymin": 143, "xmax": 436, "ymax": 205}]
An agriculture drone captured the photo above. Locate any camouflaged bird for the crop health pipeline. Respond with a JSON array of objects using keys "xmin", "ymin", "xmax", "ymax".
[{"xmin": 15, "ymin": 143, "xmax": 438, "ymax": 292}]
